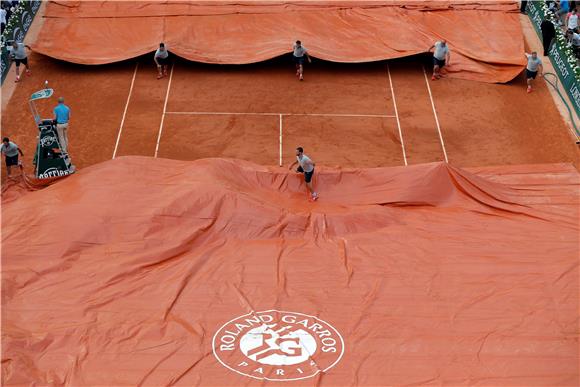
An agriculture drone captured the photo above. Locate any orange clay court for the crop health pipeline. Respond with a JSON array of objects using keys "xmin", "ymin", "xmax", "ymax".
[
  {"xmin": 3, "ymin": 56, "xmax": 580, "ymax": 170},
  {"xmin": 1, "ymin": 1, "xmax": 579, "ymax": 386}
]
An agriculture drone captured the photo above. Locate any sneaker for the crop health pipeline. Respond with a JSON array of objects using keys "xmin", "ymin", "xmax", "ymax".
[
  {"xmin": 527, "ymin": 86, "xmax": 532, "ymax": 93},
  {"xmin": 157, "ymin": 74, "xmax": 163, "ymax": 79},
  {"xmin": 14, "ymin": 76, "xmax": 20, "ymax": 83},
  {"xmin": 299, "ymin": 74, "xmax": 304, "ymax": 81},
  {"xmin": 431, "ymin": 75, "xmax": 436, "ymax": 81},
  {"xmin": 25, "ymin": 69, "xmax": 31, "ymax": 76}
]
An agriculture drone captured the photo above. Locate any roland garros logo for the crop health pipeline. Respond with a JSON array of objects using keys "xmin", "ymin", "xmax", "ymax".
[{"xmin": 212, "ymin": 310, "xmax": 344, "ymax": 381}]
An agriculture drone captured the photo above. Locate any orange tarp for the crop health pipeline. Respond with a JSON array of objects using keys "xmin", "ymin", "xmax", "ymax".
[
  {"xmin": 2, "ymin": 157, "xmax": 578, "ymax": 385},
  {"xmin": 33, "ymin": 1, "xmax": 526, "ymax": 83}
]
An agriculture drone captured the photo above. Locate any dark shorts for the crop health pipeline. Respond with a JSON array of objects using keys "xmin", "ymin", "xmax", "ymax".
[
  {"xmin": 5, "ymin": 154, "xmax": 19, "ymax": 167},
  {"xmin": 297, "ymin": 166, "xmax": 314, "ymax": 183},
  {"xmin": 293, "ymin": 55, "xmax": 305, "ymax": 66},
  {"xmin": 526, "ymin": 69, "xmax": 538, "ymax": 79},
  {"xmin": 156, "ymin": 55, "xmax": 170, "ymax": 66},
  {"xmin": 433, "ymin": 57, "xmax": 446, "ymax": 68},
  {"xmin": 14, "ymin": 57, "xmax": 28, "ymax": 67}
]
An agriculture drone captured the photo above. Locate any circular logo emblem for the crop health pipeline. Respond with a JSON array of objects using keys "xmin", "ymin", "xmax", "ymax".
[{"xmin": 212, "ymin": 310, "xmax": 344, "ymax": 381}]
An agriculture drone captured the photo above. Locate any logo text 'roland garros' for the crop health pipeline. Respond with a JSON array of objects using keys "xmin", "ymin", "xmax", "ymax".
[{"xmin": 212, "ymin": 310, "xmax": 345, "ymax": 381}]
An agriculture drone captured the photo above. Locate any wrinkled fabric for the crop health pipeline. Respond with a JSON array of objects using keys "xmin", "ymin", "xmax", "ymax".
[
  {"xmin": 33, "ymin": 1, "xmax": 526, "ymax": 83},
  {"xmin": 2, "ymin": 157, "xmax": 578, "ymax": 385}
]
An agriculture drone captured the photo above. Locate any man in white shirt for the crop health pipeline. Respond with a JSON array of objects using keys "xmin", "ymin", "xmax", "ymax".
[
  {"xmin": 8, "ymin": 41, "xmax": 32, "ymax": 82},
  {"xmin": 289, "ymin": 147, "xmax": 318, "ymax": 201},
  {"xmin": 524, "ymin": 52, "xmax": 543, "ymax": 93},
  {"xmin": 1, "ymin": 7, "xmax": 7, "ymax": 31},
  {"xmin": 567, "ymin": 8, "xmax": 579, "ymax": 30},
  {"xmin": 292, "ymin": 40, "xmax": 312, "ymax": 81},
  {"xmin": 428, "ymin": 40, "xmax": 451, "ymax": 80},
  {"xmin": 154, "ymin": 42, "xmax": 170, "ymax": 79},
  {"xmin": 1, "ymin": 137, "xmax": 24, "ymax": 178}
]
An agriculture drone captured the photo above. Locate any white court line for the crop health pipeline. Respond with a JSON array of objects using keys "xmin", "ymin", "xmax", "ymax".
[
  {"xmin": 154, "ymin": 63, "xmax": 175, "ymax": 158},
  {"xmin": 387, "ymin": 63, "xmax": 408, "ymax": 166},
  {"xmin": 422, "ymin": 65, "xmax": 449, "ymax": 163},
  {"xmin": 279, "ymin": 114, "xmax": 283, "ymax": 167},
  {"xmin": 112, "ymin": 62, "xmax": 139, "ymax": 159},
  {"xmin": 165, "ymin": 111, "xmax": 396, "ymax": 118}
]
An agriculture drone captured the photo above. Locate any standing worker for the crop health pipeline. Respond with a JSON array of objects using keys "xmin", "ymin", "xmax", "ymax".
[
  {"xmin": 8, "ymin": 41, "xmax": 32, "ymax": 83},
  {"xmin": 524, "ymin": 52, "xmax": 543, "ymax": 93},
  {"xmin": 289, "ymin": 147, "xmax": 318, "ymax": 201},
  {"xmin": 53, "ymin": 97, "xmax": 71, "ymax": 153},
  {"xmin": 541, "ymin": 19, "xmax": 556, "ymax": 56},
  {"xmin": 292, "ymin": 40, "xmax": 312, "ymax": 81},
  {"xmin": 1, "ymin": 137, "xmax": 24, "ymax": 178},
  {"xmin": 428, "ymin": 40, "xmax": 451, "ymax": 80},
  {"xmin": 154, "ymin": 43, "xmax": 170, "ymax": 79}
]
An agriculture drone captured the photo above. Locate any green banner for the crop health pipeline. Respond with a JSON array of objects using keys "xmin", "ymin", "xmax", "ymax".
[
  {"xmin": 1, "ymin": 1, "xmax": 42, "ymax": 84},
  {"xmin": 527, "ymin": 1, "xmax": 580, "ymax": 118}
]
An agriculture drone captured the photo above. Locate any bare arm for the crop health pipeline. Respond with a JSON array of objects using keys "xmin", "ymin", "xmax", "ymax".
[
  {"xmin": 305, "ymin": 52, "xmax": 312, "ymax": 63},
  {"xmin": 25, "ymin": 45, "xmax": 32, "ymax": 50},
  {"xmin": 18, "ymin": 147, "xmax": 24, "ymax": 156},
  {"xmin": 288, "ymin": 160, "xmax": 298, "ymax": 170},
  {"xmin": 427, "ymin": 45, "xmax": 435, "ymax": 52},
  {"xmin": 538, "ymin": 64, "xmax": 544, "ymax": 76}
]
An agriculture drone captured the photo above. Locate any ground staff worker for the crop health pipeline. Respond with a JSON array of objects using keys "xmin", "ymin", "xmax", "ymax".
[
  {"xmin": 429, "ymin": 40, "xmax": 450, "ymax": 80},
  {"xmin": 1, "ymin": 137, "xmax": 24, "ymax": 178},
  {"xmin": 8, "ymin": 41, "xmax": 31, "ymax": 82},
  {"xmin": 524, "ymin": 52, "xmax": 543, "ymax": 93},
  {"xmin": 54, "ymin": 97, "xmax": 71, "ymax": 153}
]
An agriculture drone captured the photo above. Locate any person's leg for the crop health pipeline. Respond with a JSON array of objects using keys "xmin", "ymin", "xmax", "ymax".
[
  {"xmin": 6, "ymin": 165, "xmax": 11, "ymax": 177},
  {"xmin": 542, "ymin": 34, "xmax": 551, "ymax": 55},
  {"xmin": 14, "ymin": 61, "xmax": 20, "ymax": 81},
  {"xmin": 298, "ymin": 57, "xmax": 305, "ymax": 80},
  {"xmin": 56, "ymin": 124, "xmax": 67, "ymax": 152},
  {"xmin": 526, "ymin": 70, "xmax": 536, "ymax": 92},
  {"xmin": 432, "ymin": 58, "xmax": 440, "ymax": 80},
  {"xmin": 305, "ymin": 171, "xmax": 317, "ymax": 198},
  {"xmin": 23, "ymin": 57, "xmax": 30, "ymax": 75},
  {"xmin": 432, "ymin": 65, "xmax": 440, "ymax": 80},
  {"xmin": 439, "ymin": 61, "xmax": 446, "ymax": 76},
  {"xmin": 63, "ymin": 126, "xmax": 69, "ymax": 152}
]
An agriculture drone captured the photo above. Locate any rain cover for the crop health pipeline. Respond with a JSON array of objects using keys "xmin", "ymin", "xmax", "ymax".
[{"xmin": 2, "ymin": 157, "xmax": 579, "ymax": 385}]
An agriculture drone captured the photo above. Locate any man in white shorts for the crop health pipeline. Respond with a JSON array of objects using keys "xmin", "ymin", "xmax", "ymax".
[
  {"xmin": 289, "ymin": 147, "xmax": 318, "ymax": 201},
  {"xmin": 428, "ymin": 40, "xmax": 451, "ymax": 80},
  {"xmin": 524, "ymin": 52, "xmax": 543, "ymax": 93},
  {"xmin": 292, "ymin": 40, "xmax": 312, "ymax": 81},
  {"xmin": 154, "ymin": 43, "xmax": 170, "ymax": 79}
]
